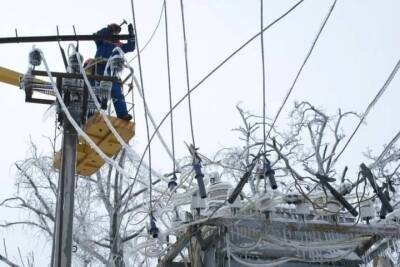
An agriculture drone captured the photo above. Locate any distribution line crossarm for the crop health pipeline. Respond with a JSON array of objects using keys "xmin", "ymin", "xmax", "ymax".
[{"xmin": 38, "ymin": 49, "xmax": 161, "ymax": 193}]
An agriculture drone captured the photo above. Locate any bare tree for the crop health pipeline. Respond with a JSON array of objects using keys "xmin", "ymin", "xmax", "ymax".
[
  {"xmin": 202, "ymin": 102, "xmax": 362, "ymax": 208},
  {"xmin": 0, "ymin": 138, "xmax": 161, "ymax": 266},
  {"xmin": 0, "ymin": 253, "xmax": 19, "ymax": 267}
]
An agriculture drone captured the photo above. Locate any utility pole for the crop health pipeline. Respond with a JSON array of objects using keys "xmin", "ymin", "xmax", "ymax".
[
  {"xmin": 49, "ymin": 54, "xmax": 84, "ymax": 267},
  {"xmin": 45, "ymin": 55, "xmax": 119, "ymax": 266},
  {"xmin": 51, "ymin": 115, "xmax": 78, "ymax": 267},
  {"xmin": 52, "ymin": 117, "xmax": 78, "ymax": 267}
]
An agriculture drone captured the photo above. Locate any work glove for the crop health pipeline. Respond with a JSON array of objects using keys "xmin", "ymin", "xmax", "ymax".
[{"xmin": 128, "ymin": 23, "xmax": 135, "ymax": 38}]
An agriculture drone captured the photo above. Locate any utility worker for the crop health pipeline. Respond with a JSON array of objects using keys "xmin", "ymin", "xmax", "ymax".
[{"xmin": 93, "ymin": 23, "xmax": 135, "ymax": 121}]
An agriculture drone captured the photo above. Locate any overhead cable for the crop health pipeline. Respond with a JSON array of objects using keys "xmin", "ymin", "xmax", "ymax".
[
  {"xmin": 163, "ymin": 0, "xmax": 178, "ymax": 175},
  {"xmin": 130, "ymin": 0, "xmax": 154, "ymax": 212},
  {"xmin": 131, "ymin": 0, "xmax": 306, "ymax": 184},
  {"xmin": 128, "ymin": 1, "xmax": 165, "ymax": 63},
  {"xmin": 266, "ymin": 0, "xmax": 338, "ymax": 140},
  {"xmin": 371, "ymin": 129, "xmax": 400, "ymax": 169},
  {"xmin": 335, "ymin": 58, "xmax": 400, "ymax": 163},
  {"xmin": 180, "ymin": 0, "xmax": 196, "ymax": 147},
  {"xmin": 260, "ymin": 0, "xmax": 267, "ymax": 151},
  {"xmin": 132, "ymin": 75, "xmax": 180, "ymax": 173}
]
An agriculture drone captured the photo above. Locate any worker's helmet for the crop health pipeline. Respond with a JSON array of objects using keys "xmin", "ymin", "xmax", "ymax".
[{"xmin": 108, "ymin": 23, "xmax": 121, "ymax": 35}]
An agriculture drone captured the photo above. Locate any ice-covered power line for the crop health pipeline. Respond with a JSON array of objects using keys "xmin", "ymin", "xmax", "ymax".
[
  {"xmin": 179, "ymin": 0, "xmax": 196, "ymax": 148},
  {"xmin": 128, "ymin": 1, "xmax": 165, "ymax": 63},
  {"xmin": 371, "ymin": 128, "xmax": 400, "ymax": 168},
  {"xmin": 132, "ymin": 75, "xmax": 180, "ymax": 173},
  {"xmin": 266, "ymin": 0, "xmax": 338, "ymax": 140},
  {"xmin": 260, "ymin": 0, "xmax": 267, "ymax": 152},
  {"xmin": 131, "ymin": 0, "xmax": 306, "ymax": 185},
  {"xmin": 130, "ymin": 0, "xmax": 154, "ymax": 212},
  {"xmin": 335, "ymin": 57, "xmax": 400, "ymax": 163},
  {"xmin": 163, "ymin": 0, "xmax": 178, "ymax": 177}
]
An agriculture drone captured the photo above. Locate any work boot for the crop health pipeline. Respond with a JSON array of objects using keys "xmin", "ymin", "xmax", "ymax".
[{"xmin": 119, "ymin": 114, "xmax": 132, "ymax": 121}]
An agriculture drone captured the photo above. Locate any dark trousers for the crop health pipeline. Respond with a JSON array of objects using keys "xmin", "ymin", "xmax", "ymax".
[{"xmin": 111, "ymin": 82, "xmax": 128, "ymax": 117}]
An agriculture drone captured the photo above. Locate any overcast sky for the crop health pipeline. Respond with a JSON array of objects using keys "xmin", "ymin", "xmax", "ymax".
[{"xmin": 1, "ymin": 0, "xmax": 400, "ymax": 265}]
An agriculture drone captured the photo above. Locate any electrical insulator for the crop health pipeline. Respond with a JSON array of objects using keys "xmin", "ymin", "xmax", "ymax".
[
  {"xmin": 207, "ymin": 181, "xmax": 231, "ymax": 210},
  {"xmin": 187, "ymin": 144, "xmax": 207, "ymax": 198},
  {"xmin": 255, "ymin": 192, "xmax": 274, "ymax": 212},
  {"xmin": 208, "ymin": 182, "xmax": 231, "ymax": 202},
  {"xmin": 29, "ymin": 49, "xmax": 42, "ymax": 66},
  {"xmin": 110, "ymin": 55, "xmax": 124, "ymax": 75},
  {"xmin": 326, "ymin": 200, "xmax": 341, "ymax": 213},
  {"xmin": 193, "ymin": 162, "xmax": 207, "ymax": 199},
  {"xmin": 209, "ymin": 172, "xmax": 220, "ymax": 185},
  {"xmin": 62, "ymin": 78, "xmax": 84, "ymax": 93},
  {"xmin": 264, "ymin": 159, "xmax": 277, "ymax": 190},
  {"xmin": 257, "ymin": 165, "xmax": 264, "ymax": 180},
  {"xmin": 380, "ymin": 189, "xmax": 391, "ymax": 219},
  {"xmin": 284, "ymin": 193, "xmax": 303, "ymax": 205},
  {"xmin": 20, "ymin": 72, "xmax": 34, "ymax": 91},
  {"xmin": 360, "ymin": 200, "xmax": 375, "ymax": 223},
  {"xmin": 360, "ymin": 163, "xmax": 393, "ymax": 214},
  {"xmin": 97, "ymin": 80, "xmax": 112, "ymax": 100},
  {"xmin": 68, "ymin": 53, "xmax": 83, "ymax": 74},
  {"xmin": 149, "ymin": 214, "xmax": 159, "ymax": 238},
  {"xmin": 168, "ymin": 174, "xmax": 178, "ymax": 191},
  {"xmin": 338, "ymin": 181, "xmax": 352, "ymax": 195},
  {"xmin": 316, "ymin": 173, "xmax": 359, "ymax": 217},
  {"xmin": 191, "ymin": 191, "xmax": 206, "ymax": 214}
]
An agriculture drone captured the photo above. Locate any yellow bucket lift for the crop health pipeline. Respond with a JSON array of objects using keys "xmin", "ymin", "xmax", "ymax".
[
  {"xmin": 0, "ymin": 65, "xmax": 135, "ymax": 176},
  {"xmin": 0, "ymin": 66, "xmax": 21, "ymax": 86},
  {"xmin": 54, "ymin": 112, "xmax": 135, "ymax": 176},
  {"xmin": 0, "ymin": 66, "xmax": 45, "ymax": 86}
]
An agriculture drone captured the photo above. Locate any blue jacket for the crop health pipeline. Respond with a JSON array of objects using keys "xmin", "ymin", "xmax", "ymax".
[{"xmin": 94, "ymin": 27, "xmax": 135, "ymax": 60}]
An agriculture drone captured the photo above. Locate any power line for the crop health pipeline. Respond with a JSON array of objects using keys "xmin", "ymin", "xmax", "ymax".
[
  {"xmin": 180, "ymin": 0, "xmax": 196, "ymax": 147},
  {"xmin": 266, "ymin": 0, "xmax": 338, "ymax": 140},
  {"xmin": 130, "ymin": 0, "xmax": 153, "ymax": 212},
  {"xmin": 372, "ymin": 129, "xmax": 400, "ymax": 168},
  {"xmin": 128, "ymin": 1, "xmax": 165, "ymax": 63},
  {"xmin": 163, "ymin": 0, "xmax": 177, "ymax": 174},
  {"xmin": 260, "ymin": 0, "xmax": 267, "ymax": 152},
  {"xmin": 131, "ymin": 0, "xmax": 305, "ymax": 183},
  {"xmin": 335, "ymin": 58, "xmax": 400, "ymax": 163}
]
